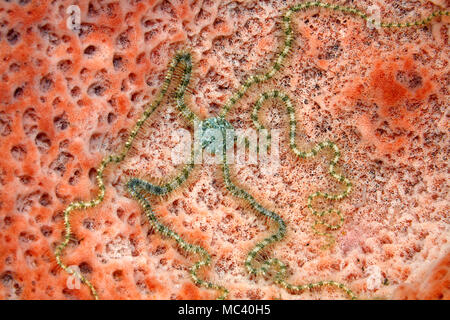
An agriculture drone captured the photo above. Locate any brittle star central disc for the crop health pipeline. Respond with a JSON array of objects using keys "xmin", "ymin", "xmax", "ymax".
[{"xmin": 198, "ymin": 117, "xmax": 235, "ymax": 154}]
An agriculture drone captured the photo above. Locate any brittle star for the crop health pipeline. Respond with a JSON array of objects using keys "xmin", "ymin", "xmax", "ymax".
[{"xmin": 54, "ymin": 2, "xmax": 449, "ymax": 300}]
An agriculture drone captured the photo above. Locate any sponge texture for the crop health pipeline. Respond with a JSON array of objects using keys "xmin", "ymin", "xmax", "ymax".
[{"xmin": 0, "ymin": 0, "xmax": 448, "ymax": 299}]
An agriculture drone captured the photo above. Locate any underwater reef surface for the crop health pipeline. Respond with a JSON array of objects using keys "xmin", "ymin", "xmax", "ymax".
[{"xmin": 0, "ymin": 0, "xmax": 448, "ymax": 299}]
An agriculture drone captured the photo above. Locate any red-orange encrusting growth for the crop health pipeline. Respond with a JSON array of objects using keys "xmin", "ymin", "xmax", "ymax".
[{"xmin": 394, "ymin": 251, "xmax": 450, "ymax": 300}]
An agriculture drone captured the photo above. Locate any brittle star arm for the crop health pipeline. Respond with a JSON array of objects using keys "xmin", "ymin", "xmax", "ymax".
[
  {"xmin": 219, "ymin": 1, "xmax": 449, "ymax": 118},
  {"xmin": 126, "ymin": 148, "xmax": 228, "ymax": 300},
  {"xmin": 172, "ymin": 52, "xmax": 200, "ymax": 126},
  {"xmin": 127, "ymin": 183, "xmax": 228, "ymax": 300},
  {"xmin": 251, "ymin": 90, "xmax": 351, "ymax": 243},
  {"xmin": 221, "ymin": 149, "xmax": 356, "ymax": 299},
  {"xmin": 54, "ymin": 51, "xmax": 200, "ymax": 299},
  {"xmin": 123, "ymin": 50, "xmax": 227, "ymax": 298},
  {"xmin": 128, "ymin": 146, "xmax": 196, "ymax": 197}
]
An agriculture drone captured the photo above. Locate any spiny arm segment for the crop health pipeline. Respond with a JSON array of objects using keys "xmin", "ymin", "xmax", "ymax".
[
  {"xmin": 122, "ymin": 58, "xmax": 227, "ymax": 298},
  {"xmin": 172, "ymin": 53, "xmax": 200, "ymax": 125},
  {"xmin": 219, "ymin": 1, "xmax": 449, "ymax": 117},
  {"xmin": 221, "ymin": 157, "xmax": 286, "ymax": 276},
  {"xmin": 129, "ymin": 147, "xmax": 196, "ymax": 197},
  {"xmin": 126, "ymin": 177, "xmax": 228, "ymax": 300},
  {"xmin": 251, "ymin": 90, "xmax": 351, "ymax": 243},
  {"xmin": 54, "ymin": 52, "xmax": 199, "ymax": 299},
  {"xmin": 221, "ymin": 150, "xmax": 356, "ymax": 299}
]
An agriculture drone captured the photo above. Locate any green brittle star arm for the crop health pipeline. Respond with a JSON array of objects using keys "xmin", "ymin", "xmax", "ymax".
[
  {"xmin": 172, "ymin": 52, "xmax": 200, "ymax": 125},
  {"xmin": 126, "ymin": 175, "xmax": 228, "ymax": 300},
  {"xmin": 128, "ymin": 146, "xmax": 196, "ymax": 197},
  {"xmin": 219, "ymin": 1, "xmax": 449, "ymax": 117},
  {"xmin": 251, "ymin": 90, "xmax": 351, "ymax": 243},
  {"xmin": 221, "ymin": 150, "xmax": 356, "ymax": 299},
  {"xmin": 124, "ymin": 64, "xmax": 227, "ymax": 297},
  {"xmin": 54, "ymin": 51, "xmax": 200, "ymax": 300},
  {"xmin": 123, "ymin": 53, "xmax": 201, "ymax": 197}
]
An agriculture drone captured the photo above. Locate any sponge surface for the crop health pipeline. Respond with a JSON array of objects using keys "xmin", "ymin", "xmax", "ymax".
[{"xmin": 0, "ymin": 0, "xmax": 448, "ymax": 299}]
